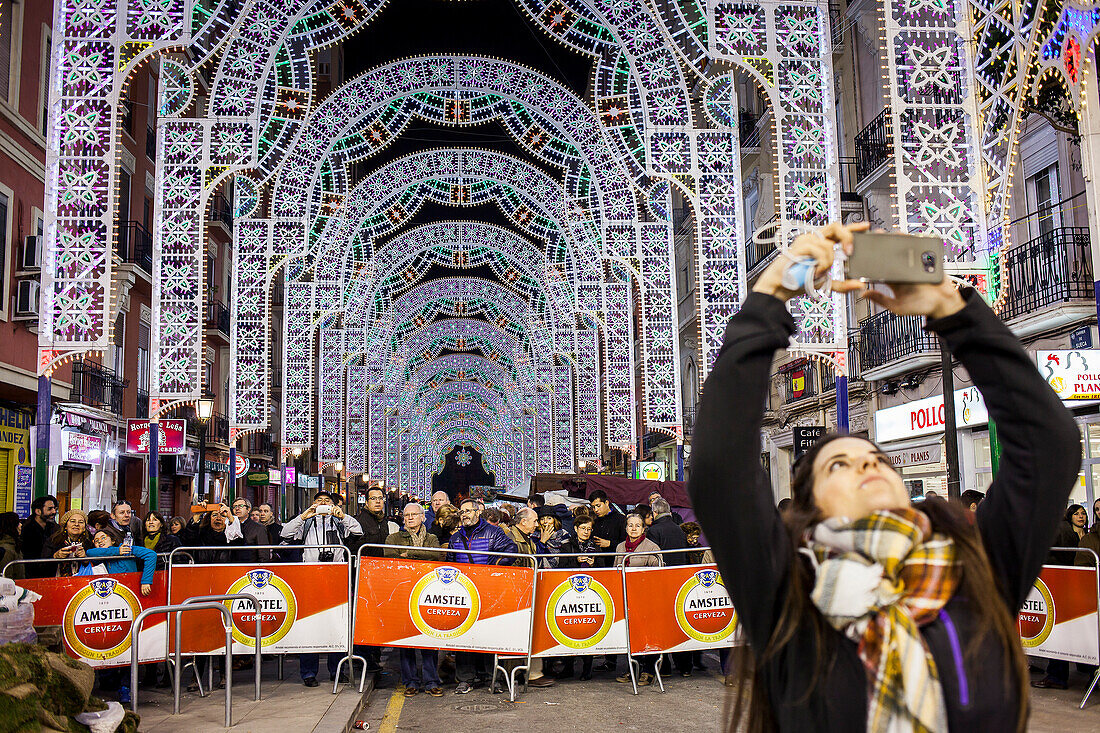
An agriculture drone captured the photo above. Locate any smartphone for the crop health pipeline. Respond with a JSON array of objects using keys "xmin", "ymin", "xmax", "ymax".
[{"xmin": 846, "ymin": 232, "xmax": 945, "ymax": 283}]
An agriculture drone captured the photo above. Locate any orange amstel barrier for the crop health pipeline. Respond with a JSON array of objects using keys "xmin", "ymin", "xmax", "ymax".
[
  {"xmin": 623, "ymin": 563, "xmax": 738, "ymax": 655},
  {"xmin": 531, "ymin": 568, "xmax": 627, "ymax": 658},
  {"xmin": 354, "ymin": 556, "xmax": 534, "ymax": 655},
  {"xmin": 21, "ymin": 571, "xmax": 169, "ymax": 668}
]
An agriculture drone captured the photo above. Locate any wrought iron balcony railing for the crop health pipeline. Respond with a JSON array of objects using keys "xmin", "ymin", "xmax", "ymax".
[
  {"xmin": 116, "ymin": 220, "xmax": 153, "ymax": 272},
  {"xmin": 211, "ymin": 193, "xmax": 233, "ymax": 229},
  {"xmin": 745, "ymin": 216, "xmax": 781, "ymax": 273},
  {"xmin": 70, "ymin": 361, "xmax": 127, "ymax": 415},
  {"xmin": 858, "ymin": 308, "xmax": 938, "ymax": 374},
  {"xmin": 205, "ymin": 300, "xmax": 230, "ymax": 335},
  {"xmin": 855, "ymin": 108, "xmax": 892, "ymax": 180},
  {"xmin": 999, "ymin": 227, "xmax": 1093, "ymax": 321}
]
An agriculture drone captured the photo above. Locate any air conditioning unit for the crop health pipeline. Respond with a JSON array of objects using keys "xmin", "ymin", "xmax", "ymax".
[
  {"xmin": 14, "ymin": 279, "xmax": 39, "ymax": 319},
  {"xmin": 20, "ymin": 236, "xmax": 42, "ymax": 271}
]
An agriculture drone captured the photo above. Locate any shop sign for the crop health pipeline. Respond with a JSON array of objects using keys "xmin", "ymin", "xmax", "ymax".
[
  {"xmin": 62, "ymin": 431, "xmax": 106, "ymax": 465},
  {"xmin": 793, "ymin": 426, "xmax": 826, "ymax": 459},
  {"xmin": 247, "ymin": 471, "xmax": 269, "ymax": 487},
  {"xmin": 176, "ymin": 449, "xmax": 199, "ymax": 476},
  {"xmin": 125, "ymin": 419, "xmax": 186, "ymax": 455},
  {"xmin": 61, "ymin": 411, "xmax": 108, "ymax": 435},
  {"xmin": 284, "ymin": 467, "xmax": 297, "ymax": 485},
  {"xmin": 298, "ymin": 474, "xmax": 320, "ymax": 489},
  {"xmin": 0, "ymin": 406, "xmax": 31, "ymax": 469},
  {"xmin": 885, "ymin": 443, "xmax": 942, "ymax": 468},
  {"xmin": 205, "ymin": 459, "xmax": 230, "ymax": 474},
  {"xmin": 235, "ymin": 454, "xmax": 249, "ymax": 479},
  {"xmin": 269, "ymin": 468, "xmax": 281, "ymax": 484},
  {"xmin": 874, "ymin": 387, "xmax": 988, "ymax": 443},
  {"xmin": 1036, "ymin": 350, "xmax": 1100, "ymax": 400},
  {"xmin": 635, "ymin": 461, "xmax": 666, "ymax": 481},
  {"xmin": 14, "ymin": 465, "xmax": 33, "ymax": 516}
]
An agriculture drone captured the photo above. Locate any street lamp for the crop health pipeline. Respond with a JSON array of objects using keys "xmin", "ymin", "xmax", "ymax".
[{"xmin": 195, "ymin": 392, "xmax": 215, "ymax": 506}]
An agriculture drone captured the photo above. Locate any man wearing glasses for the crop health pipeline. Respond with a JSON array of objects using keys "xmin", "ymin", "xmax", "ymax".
[
  {"xmin": 447, "ymin": 499, "xmax": 517, "ymax": 693},
  {"xmin": 230, "ymin": 497, "xmax": 272, "ymax": 562}
]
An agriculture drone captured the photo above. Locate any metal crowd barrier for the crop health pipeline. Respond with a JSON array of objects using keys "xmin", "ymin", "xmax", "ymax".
[
  {"xmin": 165, "ymin": 544, "xmax": 356, "ymax": 695},
  {"xmin": 128, "ymin": 602, "xmax": 245, "ymax": 727},
  {"xmin": 354, "ymin": 542, "xmax": 538, "ymax": 701},
  {"xmin": 1043, "ymin": 547, "xmax": 1100, "ymax": 709},
  {"xmin": 1, "ymin": 551, "xmax": 185, "ymax": 578},
  {"xmin": 176, "ymin": 594, "xmax": 263, "ymax": 710}
]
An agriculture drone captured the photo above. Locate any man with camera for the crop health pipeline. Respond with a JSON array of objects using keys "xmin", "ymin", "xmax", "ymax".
[{"xmin": 280, "ymin": 491, "xmax": 363, "ymax": 686}]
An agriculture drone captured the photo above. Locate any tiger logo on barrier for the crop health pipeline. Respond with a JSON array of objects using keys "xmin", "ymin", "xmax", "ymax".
[
  {"xmin": 226, "ymin": 569, "xmax": 298, "ymax": 647},
  {"xmin": 63, "ymin": 578, "xmax": 142, "ymax": 661},
  {"xmin": 1019, "ymin": 577, "xmax": 1056, "ymax": 648},
  {"xmin": 675, "ymin": 569, "xmax": 737, "ymax": 644},
  {"xmin": 545, "ymin": 574, "xmax": 615, "ymax": 649},
  {"xmin": 410, "ymin": 566, "xmax": 481, "ymax": 639}
]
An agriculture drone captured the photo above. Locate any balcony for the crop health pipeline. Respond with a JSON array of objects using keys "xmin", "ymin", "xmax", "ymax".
[
  {"xmin": 245, "ymin": 432, "xmax": 274, "ymax": 458},
  {"xmin": 116, "ymin": 220, "xmax": 153, "ymax": 273},
  {"xmin": 858, "ymin": 308, "xmax": 940, "ymax": 381},
  {"xmin": 146, "ymin": 125, "xmax": 156, "ymax": 160},
  {"xmin": 205, "ymin": 300, "xmax": 230, "ymax": 337},
  {"xmin": 745, "ymin": 215, "xmax": 781, "ymax": 275},
  {"xmin": 854, "ymin": 108, "xmax": 892, "ymax": 182},
  {"xmin": 70, "ymin": 361, "xmax": 127, "ymax": 415},
  {"xmin": 739, "ymin": 110, "xmax": 763, "ymax": 151},
  {"xmin": 1000, "ymin": 227, "xmax": 1094, "ymax": 336},
  {"xmin": 210, "ymin": 193, "xmax": 233, "ymax": 230},
  {"xmin": 188, "ymin": 409, "xmax": 231, "ymax": 445},
  {"xmin": 683, "ymin": 406, "xmax": 696, "ymax": 436},
  {"xmin": 782, "ymin": 361, "xmax": 817, "ymax": 404}
]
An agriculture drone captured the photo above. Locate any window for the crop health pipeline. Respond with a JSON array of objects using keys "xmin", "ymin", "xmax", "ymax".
[
  {"xmin": 137, "ymin": 320, "xmax": 150, "ymax": 391},
  {"xmin": 40, "ymin": 31, "xmax": 50, "ymax": 135},
  {"xmin": 0, "ymin": 1, "xmax": 12, "ymax": 103},
  {"xmin": 143, "ymin": 197, "xmax": 152, "ymax": 231},
  {"xmin": 111, "ymin": 314, "xmax": 125, "ymax": 376},
  {"xmin": 118, "ymin": 168, "xmax": 131, "ymax": 224},
  {"xmin": 0, "ymin": 191, "xmax": 8, "ymax": 307},
  {"xmin": 1026, "ymin": 164, "xmax": 1061, "ymax": 238}
]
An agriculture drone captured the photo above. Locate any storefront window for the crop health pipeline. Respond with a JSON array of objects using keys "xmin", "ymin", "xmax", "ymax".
[{"xmin": 972, "ymin": 435, "xmax": 992, "ymax": 472}]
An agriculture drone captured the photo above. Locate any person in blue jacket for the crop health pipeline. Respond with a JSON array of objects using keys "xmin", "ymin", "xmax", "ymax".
[{"xmin": 86, "ymin": 527, "xmax": 156, "ymax": 596}]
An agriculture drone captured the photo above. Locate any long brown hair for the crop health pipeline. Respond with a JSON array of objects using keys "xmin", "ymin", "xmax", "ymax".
[{"xmin": 729, "ymin": 434, "xmax": 1029, "ymax": 733}]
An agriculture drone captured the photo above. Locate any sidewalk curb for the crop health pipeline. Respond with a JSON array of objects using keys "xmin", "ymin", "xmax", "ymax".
[{"xmin": 330, "ymin": 673, "xmax": 375, "ymax": 733}]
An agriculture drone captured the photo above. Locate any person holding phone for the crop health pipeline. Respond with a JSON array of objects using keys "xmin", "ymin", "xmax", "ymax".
[
  {"xmin": 45, "ymin": 509, "xmax": 93, "ymax": 576},
  {"xmin": 689, "ymin": 221, "xmax": 1081, "ymax": 731}
]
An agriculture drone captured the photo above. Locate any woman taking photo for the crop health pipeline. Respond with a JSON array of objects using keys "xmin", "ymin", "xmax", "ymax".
[
  {"xmin": 44, "ymin": 510, "xmax": 93, "ymax": 576},
  {"xmin": 688, "ymin": 222, "xmax": 1081, "ymax": 732}
]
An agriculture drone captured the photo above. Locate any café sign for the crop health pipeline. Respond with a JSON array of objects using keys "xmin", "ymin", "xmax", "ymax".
[{"xmin": 62, "ymin": 432, "xmax": 106, "ymax": 465}]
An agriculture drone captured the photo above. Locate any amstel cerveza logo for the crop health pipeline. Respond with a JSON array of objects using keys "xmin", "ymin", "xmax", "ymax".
[
  {"xmin": 675, "ymin": 569, "xmax": 737, "ymax": 644},
  {"xmin": 226, "ymin": 569, "xmax": 297, "ymax": 647},
  {"xmin": 410, "ymin": 567, "xmax": 481, "ymax": 639},
  {"xmin": 1019, "ymin": 577, "xmax": 1056, "ymax": 648},
  {"xmin": 545, "ymin": 574, "xmax": 615, "ymax": 650},
  {"xmin": 63, "ymin": 578, "xmax": 142, "ymax": 661}
]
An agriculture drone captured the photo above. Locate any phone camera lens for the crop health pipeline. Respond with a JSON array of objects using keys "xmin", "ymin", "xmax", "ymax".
[{"xmin": 921, "ymin": 252, "xmax": 936, "ymax": 272}]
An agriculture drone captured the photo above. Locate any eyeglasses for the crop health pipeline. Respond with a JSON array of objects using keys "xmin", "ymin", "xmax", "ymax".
[{"xmin": 459, "ymin": 509, "xmax": 477, "ymax": 515}]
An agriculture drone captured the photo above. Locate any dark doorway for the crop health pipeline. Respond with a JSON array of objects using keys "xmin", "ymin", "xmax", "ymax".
[{"xmin": 432, "ymin": 445, "xmax": 494, "ymax": 501}]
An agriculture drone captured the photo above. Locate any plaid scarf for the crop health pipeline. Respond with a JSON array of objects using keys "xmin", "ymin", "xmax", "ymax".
[{"xmin": 803, "ymin": 507, "xmax": 960, "ymax": 733}]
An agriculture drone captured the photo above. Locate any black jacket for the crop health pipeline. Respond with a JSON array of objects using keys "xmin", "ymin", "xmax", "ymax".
[
  {"xmin": 238, "ymin": 519, "xmax": 272, "ymax": 561},
  {"xmin": 591, "ymin": 511, "xmax": 626, "ymax": 567},
  {"xmin": 179, "ymin": 520, "xmax": 253, "ymax": 564},
  {"xmin": 350, "ymin": 510, "xmax": 391, "ymax": 557},
  {"xmin": 21, "ymin": 518, "xmax": 57, "ymax": 577},
  {"xmin": 645, "ymin": 515, "xmax": 688, "ymax": 565},
  {"xmin": 1048, "ymin": 520, "xmax": 1082, "ymax": 565},
  {"xmin": 688, "ymin": 290, "xmax": 1081, "ymax": 732}
]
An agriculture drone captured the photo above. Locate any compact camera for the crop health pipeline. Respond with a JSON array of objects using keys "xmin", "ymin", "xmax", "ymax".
[{"xmin": 315, "ymin": 504, "xmax": 334, "ymax": 515}]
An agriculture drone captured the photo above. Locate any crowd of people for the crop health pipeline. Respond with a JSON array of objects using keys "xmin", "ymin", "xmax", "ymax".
[{"xmin": 0, "ymin": 487, "xmax": 712, "ymax": 700}]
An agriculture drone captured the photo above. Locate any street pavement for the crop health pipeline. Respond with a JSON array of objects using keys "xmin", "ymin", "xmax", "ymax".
[
  {"xmin": 124, "ymin": 651, "xmax": 1100, "ymax": 731},
  {"xmin": 353, "ymin": 651, "xmax": 1100, "ymax": 733}
]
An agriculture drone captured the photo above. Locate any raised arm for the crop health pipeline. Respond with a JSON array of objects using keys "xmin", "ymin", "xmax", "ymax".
[
  {"xmin": 931, "ymin": 289, "xmax": 1082, "ymax": 609},
  {"xmin": 687, "ymin": 291, "xmax": 797, "ymax": 651}
]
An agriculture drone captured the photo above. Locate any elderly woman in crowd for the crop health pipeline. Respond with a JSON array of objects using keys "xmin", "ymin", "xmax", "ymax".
[
  {"xmin": 614, "ymin": 513, "xmax": 661, "ymax": 568},
  {"xmin": 44, "ymin": 509, "xmax": 94, "ymax": 576}
]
